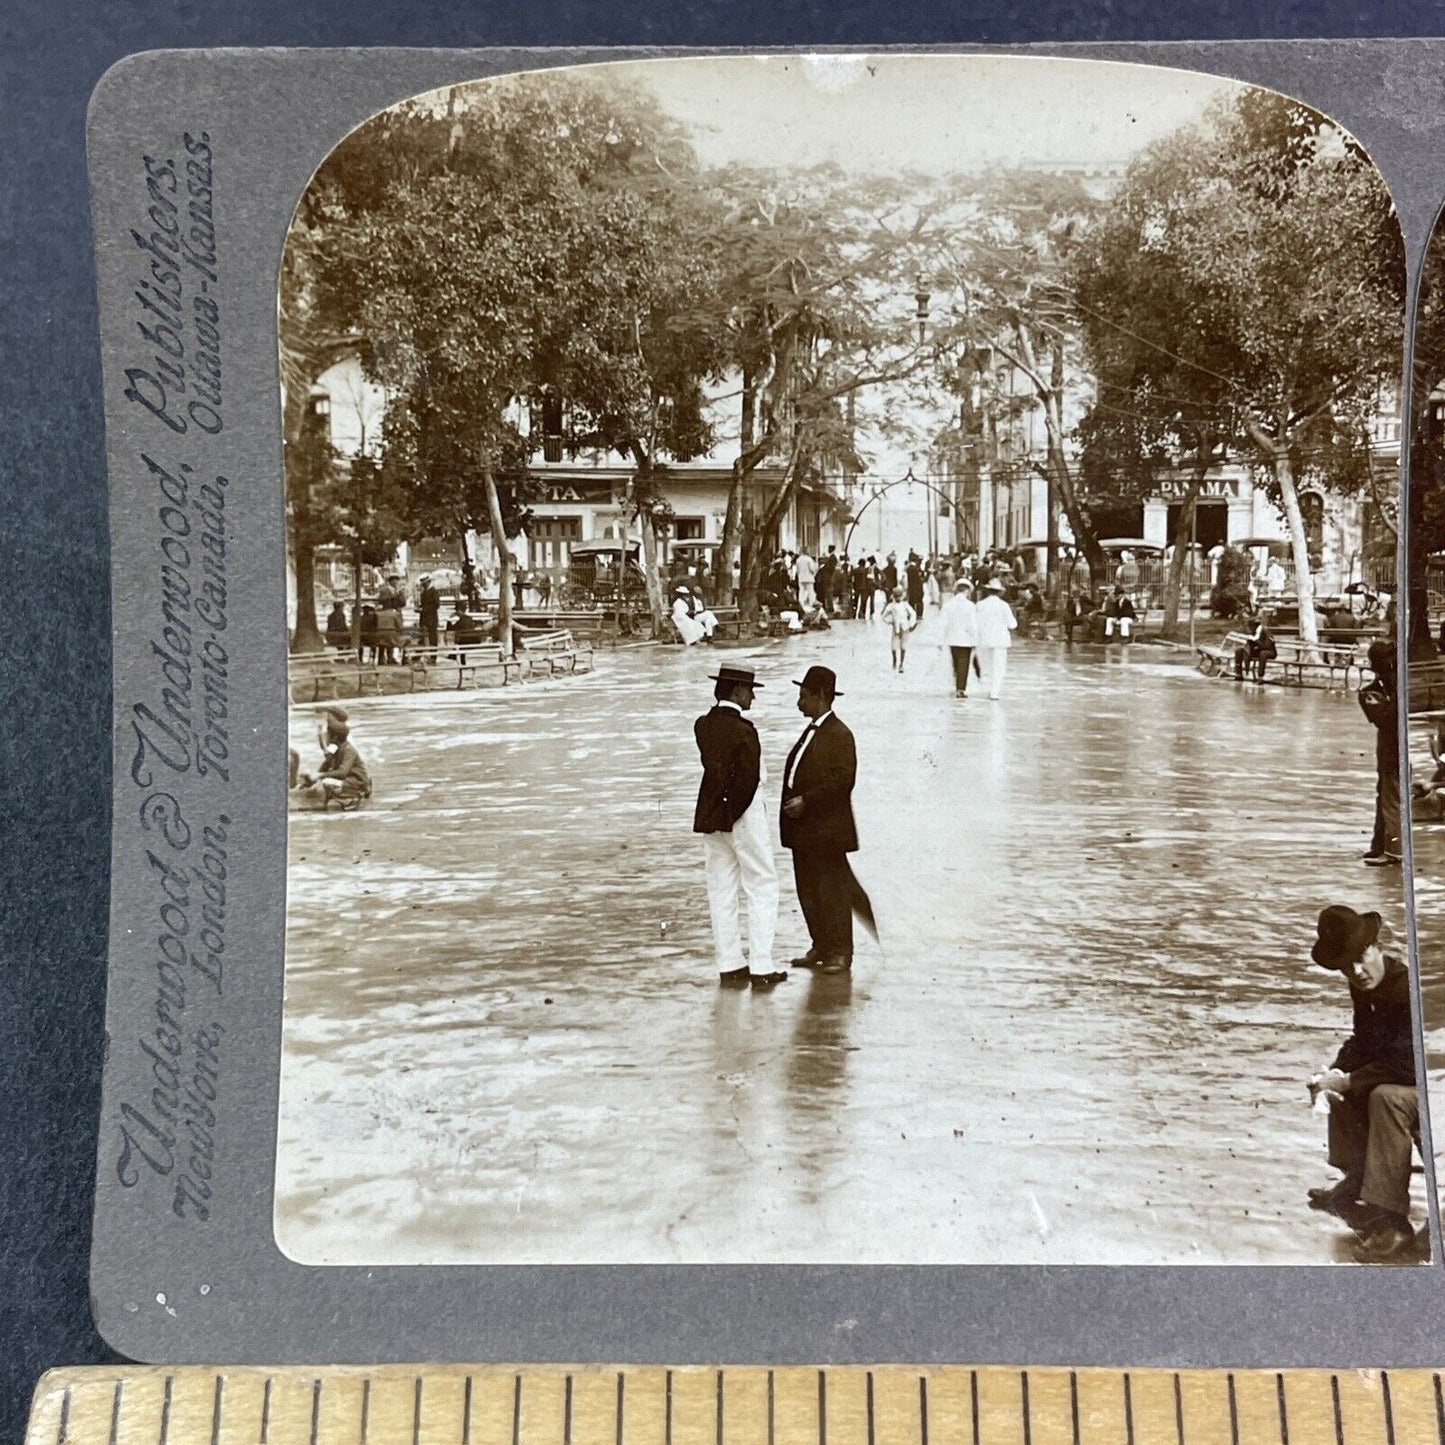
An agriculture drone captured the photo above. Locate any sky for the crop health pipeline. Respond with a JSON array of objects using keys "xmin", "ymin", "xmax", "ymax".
[{"xmin": 580, "ymin": 53, "xmax": 1248, "ymax": 176}]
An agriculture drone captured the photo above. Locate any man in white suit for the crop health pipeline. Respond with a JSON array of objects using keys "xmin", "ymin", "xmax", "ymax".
[
  {"xmin": 938, "ymin": 578, "xmax": 979, "ymax": 696},
  {"xmin": 974, "ymin": 578, "xmax": 1018, "ymax": 700}
]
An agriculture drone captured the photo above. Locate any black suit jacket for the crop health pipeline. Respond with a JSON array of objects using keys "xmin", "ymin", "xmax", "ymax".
[
  {"xmin": 780, "ymin": 712, "xmax": 859, "ymax": 853},
  {"xmin": 693, "ymin": 705, "xmax": 762, "ymax": 833}
]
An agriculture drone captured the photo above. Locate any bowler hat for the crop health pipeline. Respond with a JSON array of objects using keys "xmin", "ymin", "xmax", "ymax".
[
  {"xmin": 792, "ymin": 664, "xmax": 842, "ymax": 697},
  {"xmin": 1311, "ymin": 905, "xmax": 1381, "ymax": 970},
  {"xmin": 709, "ymin": 664, "xmax": 763, "ymax": 689}
]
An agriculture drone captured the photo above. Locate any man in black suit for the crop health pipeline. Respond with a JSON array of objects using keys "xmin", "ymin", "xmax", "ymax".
[
  {"xmin": 780, "ymin": 665, "xmax": 875, "ymax": 975},
  {"xmin": 694, "ymin": 664, "xmax": 784, "ymax": 990}
]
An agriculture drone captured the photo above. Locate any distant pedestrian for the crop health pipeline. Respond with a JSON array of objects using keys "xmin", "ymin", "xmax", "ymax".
[
  {"xmin": 1360, "ymin": 640, "xmax": 1401, "ymax": 867},
  {"xmin": 325, "ymin": 600, "xmax": 350, "ymax": 651},
  {"xmin": 939, "ymin": 579, "xmax": 979, "ymax": 696},
  {"xmin": 905, "ymin": 552, "xmax": 924, "ymax": 618},
  {"xmin": 974, "ymin": 578, "xmax": 1018, "ymax": 700},
  {"xmin": 1062, "ymin": 591, "xmax": 1087, "ymax": 645},
  {"xmin": 781, "ymin": 666, "xmax": 875, "ymax": 975},
  {"xmin": 851, "ymin": 557, "xmax": 871, "ymax": 618},
  {"xmin": 880, "ymin": 586, "xmax": 917, "ymax": 672},
  {"xmin": 418, "ymin": 575, "xmax": 441, "ymax": 651},
  {"xmin": 296, "ymin": 707, "xmax": 372, "ymax": 811},
  {"xmin": 796, "ymin": 547, "xmax": 818, "ymax": 610},
  {"xmin": 694, "ymin": 664, "xmax": 782, "ymax": 990},
  {"xmin": 882, "ymin": 552, "xmax": 899, "ymax": 595}
]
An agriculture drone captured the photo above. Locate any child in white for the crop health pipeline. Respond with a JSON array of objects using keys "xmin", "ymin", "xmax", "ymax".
[
  {"xmin": 974, "ymin": 579, "xmax": 1018, "ymax": 699},
  {"xmin": 880, "ymin": 586, "xmax": 917, "ymax": 672}
]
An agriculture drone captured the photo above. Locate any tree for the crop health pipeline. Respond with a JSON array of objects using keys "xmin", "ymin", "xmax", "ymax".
[
  {"xmin": 290, "ymin": 75, "xmax": 716, "ymax": 645},
  {"xmin": 1116, "ymin": 93, "xmax": 1404, "ymax": 649},
  {"xmin": 705, "ymin": 167, "xmax": 964, "ymax": 618},
  {"xmin": 1409, "ymin": 218, "xmax": 1445, "ymax": 656}
]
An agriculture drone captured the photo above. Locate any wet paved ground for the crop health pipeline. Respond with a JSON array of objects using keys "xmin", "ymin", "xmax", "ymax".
[{"xmin": 277, "ymin": 613, "xmax": 1422, "ymax": 1265}]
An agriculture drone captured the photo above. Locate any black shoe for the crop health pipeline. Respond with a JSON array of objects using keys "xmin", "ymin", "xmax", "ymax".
[
  {"xmin": 1364, "ymin": 852, "xmax": 1402, "ymax": 868},
  {"xmin": 1308, "ymin": 1178, "xmax": 1362, "ymax": 1213},
  {"xmin": 1352, "ymin": 1216, "xmax": 1417, "ymax": 1263},
  {"xmin": 719, "ymin": 966, "xmax": 751, "ymax": 987},
  {"xmin": 818, "ymin": 956, "xmax": 851, "ymax": 975},
  {"xmin": 789, "ymin": 952, "xmax": 823, "ymax": 969},
  {"xmin": 749, "ymin": 971, "xmax": 788, "ymax": 991}
]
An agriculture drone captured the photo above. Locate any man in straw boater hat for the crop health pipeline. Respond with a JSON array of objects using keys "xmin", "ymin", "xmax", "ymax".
[
  {"xmin": 693, "ymin": 663, "xmax": 785, "ymax": 990},
  {"xmin": 780, "ymin": 666, "xmax": 876, "ymax": 976},
  {"xmin": 1304, "ymin": 905, "xmax": 1421, "ymax": 1263}
]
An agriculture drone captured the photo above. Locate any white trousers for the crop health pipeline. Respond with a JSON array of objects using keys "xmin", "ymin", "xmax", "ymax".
[
  {"xmin": 799, "ymin": 581, "xmax": 816, "ymax": 610},
  {"xmin": 702, "ymin": 798, "xmax": 778, "ymax": 974},
  {"xmin": 976, "ymin": 646, "xmax": 1009, "ymax": 698}
]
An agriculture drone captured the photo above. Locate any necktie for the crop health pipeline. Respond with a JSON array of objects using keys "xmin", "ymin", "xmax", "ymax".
[{"xmin": 786, "ymin": 722, "xmax": 818, "ymax": 790}]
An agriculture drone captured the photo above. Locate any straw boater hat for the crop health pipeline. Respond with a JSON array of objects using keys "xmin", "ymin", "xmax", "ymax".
[
  {"xmin": 1311, "ymin": 905, "xmax": 1381, "ymax": 971},
  {"xmin": 985, "ymin": 578, "xmax": 1007, "ymax": 593},
  {"xmin": 708, "ymin": 664, "xmax": 762, "ymax": 689}
]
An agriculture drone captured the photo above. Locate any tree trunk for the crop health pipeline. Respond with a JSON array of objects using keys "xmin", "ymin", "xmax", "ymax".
[
  {"xmin": 1274, "ymin": 448, "xmax": 1320, "ymax": 649},
  {"xmin": 291, "ymin": 541, "xmax": 325, "ymax": 653},
  {"xmin": 738, "ymin": 539, "xmax": 767, "ymax": 624},
  {"xmin": 638, "ymin": 509, "xmax": 666, "ymax": 636},
  {"xmin": 714, "ymin": 457, "xmax": 744, "ymax": 607},
  {"xmin": 351, "ymin": 540, "xmax": 363, "ymax": 659},
  {"xmin": 482, "ymin": 468, "xmax": 514, "ymax": 654},
  {"xmin": 1159, "ymin": 478, "xmax": 1202, "ymax": 641}
]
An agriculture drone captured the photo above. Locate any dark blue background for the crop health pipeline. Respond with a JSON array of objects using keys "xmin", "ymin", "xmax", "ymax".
[{"xmin": 6, "ymin": 2, "xmax": 1445, "ymax": 1438}]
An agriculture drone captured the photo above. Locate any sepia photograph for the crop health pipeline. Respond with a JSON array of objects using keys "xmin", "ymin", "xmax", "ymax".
[{"xmin": 273, "ymin": 54, "xmax": 1426, "ymax": 1266}]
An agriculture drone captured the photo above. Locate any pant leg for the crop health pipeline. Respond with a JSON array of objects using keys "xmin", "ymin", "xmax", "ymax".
[
  {"xmin": 988, "ymin": 648, "xmax": 1008, "ymax": 698},
  {"xmin": 1361, "ymin": 1084, "xmax": 1418, "ymax": 1217},
  {"xmin": 702, "ymin": 834, "xmax": 745, "ymax": 972},
  {"xmin": 791, "ymin": 849, "xmax": 826, "ymax": 954},
  {"xmin": 1379, "ymin": 734, "xmax": 1402, "ymax": 853},
  {"xmin": 732, "ymin": 802, "xmax": 779, "ymax": 973},
  {"xmin": 813, "ymin": 853, "xmax": 855, "ymax": 958},
  {"xmin": 957, "ymin": 646, "xmax": 972, "ymax": 693},
  {"xmin": 1326, "ymin": 1092, "xmax": 1370, "ymax": 1188}
]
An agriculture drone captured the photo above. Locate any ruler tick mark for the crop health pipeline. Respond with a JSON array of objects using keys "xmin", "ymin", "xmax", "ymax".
[
  {"xmin": 109, "ymin": 1381, "xmax": 123, "ymax": 1445},
  {"xmin": 615, "ymin": 1373, "xmax": 624, "ymax": 1445},
  {"xmin": 1383, "ymin": 1370, "xmax": 1396, "ymax": 1445},
  {"xmin": 1123, "ymin": 1374, "xmax": 1135, "ymax": 1445},
  {"xmin": 160, "ymin": 1378, "xmax": 173, "ymax": 1445},
  {"xmin": 1173, "ymin": 1373, "xmax": 1184, "ymax": 1445},
  {"xmin": 818, "ymin": 1370, "xmax": 827, "ymax": 1445},
  {"xmin": 56, "ymin": 1387, "xmax": 70, "ymax": 1445},
  {"xmin": 918, "ymin": 1376, "xmax": 928, "ymax": 1445},
  {"xmin": 1227, "ymin": 1373, "xmax": 1238, "ymax": 1445},
  {"xmin": 768, "ymin": 1371, "xmax": 775, "ymax": 1445},
  {"xmin": 209, "ymin": 1377, "xmax": 223, "ymax": 1445},
  {"xmin": 665, "ymin": 1372, "xmax": 673, "ymax": 1445},
  {"xmin": 565, "ymin": 1375, "xmax": 573, "ymax": 1445},
  {"xmin": 414, "ymin": 1378, "xmax": 424, "ymax": 1445},
  {"xmin": 866, "ymin": 1372, "xmax": 875, "ymax": 1445},
  {"xmin": 1021, "ymin": 1372, "xmax": 1031, "ymax": 1445},
  {"xmin": 1434, "ymin": 1373, "xmax": 1444, "ymax": 1445},
  {"xmin": 970, "ymin": 1371, "xmax": 979, "ymax": 1445},
  {"xmin": 261, "ymin": 1379, "xmax": 273, "ymax": 1445},
  {"xmin": 512, "ymin": 1375, "xmax": 522, "ymax": 1445},
  {"xmin": 1331, "ymin": 1375, "xmax": 1344, "ymax": 1445},
  {"xmin": 715, "ymin": 1370, "xmax": 723, "ymax": 1445},
  {"xmin": 360, "ymin": 1380, "xmax": 371, "ymax": 1445},
  {"xmin": 1276, "ymin": 1373, "xmax": 1289, "ymax": 1445},
  {"xmin": 1069, "ymin": 1371, "xmax": 1079, "ymax": 1445},
  {"xmin": 463, "ymin": 1378, "xmax": 472, "ymax": 1445},
  {"xmin": 310, "ymin": 1379, "xmax": 322, "ymax": 1445}
]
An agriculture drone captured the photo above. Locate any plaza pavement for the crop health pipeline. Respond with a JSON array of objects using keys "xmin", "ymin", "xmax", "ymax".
[{"xmin": 277, "ymin": 613, "xmax": 1420, "ymax": 1265}]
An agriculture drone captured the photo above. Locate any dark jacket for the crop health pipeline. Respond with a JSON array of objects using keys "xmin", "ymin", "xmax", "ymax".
[
  {"xmin": 1332, "ymin": 953, "xmax": 1417, "ymax": 1093},
  {"xmin": 419, "ymin": 583, "xmax": 441, "ymax": 622},
  {"xmin": 693, "ymin": 705, "xmax": 762, "ymax": 834},
  {"xmin": 780, "ymin": 712, "xmax": 859, "ymax": 854}
]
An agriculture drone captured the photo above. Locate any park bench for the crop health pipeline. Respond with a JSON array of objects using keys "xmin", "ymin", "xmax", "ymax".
[
  {"xmin": 1408, "ymin": 657, "xmax": 1445, "ymax": 714},
  {"xmin": 1195, "ymin": 631, "xmax": 1363, "ymax": 689},
  {"xmin": 519, "ymin": 628, "xmax": 594, "ymax": 678},
  {"xmin": 407, "ymin": 643, "xmax": 522, "ymax": 688}
]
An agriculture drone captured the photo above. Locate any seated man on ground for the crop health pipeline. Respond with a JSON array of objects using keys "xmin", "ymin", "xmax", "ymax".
[
  {"xmin": 1411, "ymin": 720, "xmax": 1445, "ymax": 822},
  {"xmin": 295, "ymin": 707, "xmax": 373, "ymax": 811},
  {"xmin": 1305, "ymin": 905, "xmax": 1421, "ymax": 1263}
]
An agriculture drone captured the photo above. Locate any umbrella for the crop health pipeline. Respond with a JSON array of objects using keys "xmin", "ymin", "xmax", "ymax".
[{"xmin": 1096, "ymin": 537, "xmax": 1163, "ymax": 553}]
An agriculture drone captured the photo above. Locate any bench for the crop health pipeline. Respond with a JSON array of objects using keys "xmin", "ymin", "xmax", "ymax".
[
  {"xmin": 518, "ymin": 628, "xmax": 594, "ymax": 678},
  {"xmin": 1409, "ymin": 658, "xmax": 1445, "ymax": 714},
  {"xmin": 1196, "ymin": 632, "xmax": 1363, "ymax": 689},
  {"xmin": 407, "ymin": 644, "xmax": 522, "ymax": 688}
]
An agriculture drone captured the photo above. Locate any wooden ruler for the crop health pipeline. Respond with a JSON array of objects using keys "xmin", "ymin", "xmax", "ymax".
[{"xmin": 23, "ymin": 1365, "xmax": 1445, "ymax": 1445}]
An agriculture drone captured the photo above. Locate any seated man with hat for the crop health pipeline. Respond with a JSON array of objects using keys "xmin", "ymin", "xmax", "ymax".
[
  {"xmin": 671, "ymin": 585, "xmax": 719, "ymax": 646},
  {"xmin": 693, "ymin": 664, "xmax": 783, "ymax": 989},
  {"xmin": 1306, "ymin": 904, "xmax": 1421, "ymax": 1263},
  {"xmin": 295, "ymin": 706, "xmax": 373, "ymax": 811}
]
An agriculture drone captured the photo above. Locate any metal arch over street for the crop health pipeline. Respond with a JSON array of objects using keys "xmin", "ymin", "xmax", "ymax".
[{"xmin": 841, "ymin": 469, "xmax": 955, "ymax": 557}]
